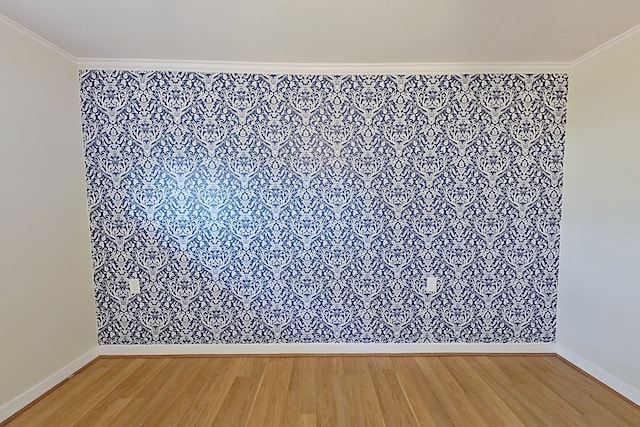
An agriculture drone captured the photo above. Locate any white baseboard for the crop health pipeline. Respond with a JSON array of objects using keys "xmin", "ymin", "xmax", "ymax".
[
  {"xmin": 0, "ymin": 347, "xmax": 99, "ymax": 423},
  {"xmin": 556, "ymin": 345, "xmax": 640, "ymax": 406},
  {"xmin": 99, "ymin": 342, "xmax": 555, "ymax": 356}
]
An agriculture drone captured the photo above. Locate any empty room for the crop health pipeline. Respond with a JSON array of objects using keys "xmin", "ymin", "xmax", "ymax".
[{"xmin": 1, "ymin": 0, "xmax": 639, "ymax": 425}]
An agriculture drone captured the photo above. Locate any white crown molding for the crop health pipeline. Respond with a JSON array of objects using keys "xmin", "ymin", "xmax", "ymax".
[
  {"xmin": 0, "ymin": 13, "xmax": 76, "ymax": 64},
  {"xmin": 76, "ymin": 58, "xmax": 570, "ymax": 75},
  {"xmin": 556, "ymin": 345, "xmax": 640, "ymax": 406},
  {"xmin": 0, "ymin": 347, "xmax": 99, "ymax": 423},
  {"xmin": 98, "ymin": 342, "xmax": 556, "ymax": 356},
  {"xmin": 571, "ymin": 23, "xmax": 640, "ymax": 68}
]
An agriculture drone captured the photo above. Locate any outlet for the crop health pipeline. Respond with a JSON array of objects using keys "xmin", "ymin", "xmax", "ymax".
[
  {"xmin": 128, "ymin": 278, "xmax": 141, "ymax": 295},
  {"xmin": 426, "ymin": 276, "xmax": 438, "ymax": 293}
]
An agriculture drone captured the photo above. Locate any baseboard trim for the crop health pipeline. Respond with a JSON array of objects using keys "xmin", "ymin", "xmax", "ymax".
[
  {"xmin": 556, "ymin": 345, "xmax": 640, "ymax": 406},
  {"xmin": 98, "ymin": 342, "xmax": 555, "ymax": 356},
  {"xmin": 0, "ymin": 347, "xmax": 99, "ymax": 423}
]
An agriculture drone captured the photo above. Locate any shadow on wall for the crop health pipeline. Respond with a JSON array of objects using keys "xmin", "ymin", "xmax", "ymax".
[{"xmin": 81, "ymin": 72, "xmax": 567, "ymax": 344}]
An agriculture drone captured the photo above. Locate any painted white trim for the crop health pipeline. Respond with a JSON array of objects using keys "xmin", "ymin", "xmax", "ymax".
[
  {"xmin": 0, "ymin": 13, "xmax": 76, "ymax": 64},
  {"xmin": 571, "ymin": 23, "xmax": 640, "ymax": 68},
  {"xmin": 99, "ymin": 342, "xmax": 555, "ymax": 356},
  {"xmin": 556, "ymin": 345, "xmax": 640, "ymax": 406},
  {"xmin": 76, "ymin": 58, "xmax": 570, "ymax": 75},
  {"xmin": 0, "ymin": 347, "xmax": 99, "ymax": 423}
]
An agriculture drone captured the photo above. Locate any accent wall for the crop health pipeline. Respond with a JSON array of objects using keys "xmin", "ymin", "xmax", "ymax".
[{"xmin": 80, "ymin": 72, "xmax": 567, "ymax": 344}]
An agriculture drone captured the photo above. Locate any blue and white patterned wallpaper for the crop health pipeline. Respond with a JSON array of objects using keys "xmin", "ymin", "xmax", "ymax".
[{"xmin": 80, "ymin": 71, "xmax": 567, "ymax": 344}]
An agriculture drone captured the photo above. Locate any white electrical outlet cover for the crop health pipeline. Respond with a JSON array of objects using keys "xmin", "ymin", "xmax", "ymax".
[
  {"xmin": 128, "ymin": 278, "xmax": 141, "ymax": 295},
  {"xmin": 426, "ymin": 276, "xmax": 438, "ymax": 293}
]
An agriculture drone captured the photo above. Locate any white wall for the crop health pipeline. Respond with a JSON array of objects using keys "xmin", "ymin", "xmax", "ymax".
[
  {"xmin": 558, "ymin": 30, "xmax": 640, "ymax": 403},
  {"xmin": 0, "ymin": 19, "xmax": 97, "ymax": 416}
]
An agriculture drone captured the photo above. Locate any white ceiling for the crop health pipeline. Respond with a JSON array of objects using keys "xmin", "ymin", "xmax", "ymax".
[{"xmin": 1, "ymin": 0, "xmax": 639, "ymax": 64}]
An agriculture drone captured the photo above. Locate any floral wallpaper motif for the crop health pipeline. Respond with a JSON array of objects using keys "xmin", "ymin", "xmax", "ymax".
[{"xmin": 80, "ymin": 71, "xmax": 567, "ymax": 344}]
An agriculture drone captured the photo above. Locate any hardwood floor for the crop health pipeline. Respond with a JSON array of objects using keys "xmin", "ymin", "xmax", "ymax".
[{"xmin": 3, "ymin": 355, "xmax": 639, "ymax": 426}]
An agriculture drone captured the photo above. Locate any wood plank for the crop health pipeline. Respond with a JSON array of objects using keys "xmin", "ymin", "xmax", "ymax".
[
  {"xmin": 315, "ymin": 357, "xmax": 339, "ymax": 427},
  {"xmin": 463, "ymin": 356, "xmax": 553, "ymax": 425},
  {"xmin": 187, "ymin": 357, "xmax": 250, "ymax": 426},
  {"xmin": 209, "ymin": 357, "xmax": 268, "ymax": 426},
  {"xmin": 489, "ymin": 356, "xmax": 585, "ymax": 426},
  {"xmin": 442, "ymin": 356, "xmax": 526, "ymax": 426},
  {"xmin": 524, "ymin": 356, "xmax": 635, "ymax": 426},
  {"xmin": 4, "ymin": 354, "xmax": 640, "ymax": 427},
  {"xmin": 368, "ymin": 356, "xmax": 419, "ymax": 426},
  {"xmin": 282, "ymin": 356, "xmax": 316, "ymax": 426},
  {"xmin": 391, "ymin": 356, "xmax": 448, "ymax": 426},
  {"xmin": 99, "ymin": 358, "xmax": 189, "ymax": 426},
  {"xmin": 245, "ymin": 357, "xmax": 293, "ymax": 426},
  {"xmin": 349, "ymin": 357, "xmax": 387, "ymax": 426},
  {"xmin": 7, "ymin": 358, "xmax": 145, "ymax": 427},
  {"xmin": 414, "ymin": 356, "xmax": 491, "ymax": 426},
  {"xmin": 138, "ymin": 358, "xmax": 211, "ymax": 426},
  {"xmin": 555, "ymin": 356, "xmax": 640, "ymax": 426}
]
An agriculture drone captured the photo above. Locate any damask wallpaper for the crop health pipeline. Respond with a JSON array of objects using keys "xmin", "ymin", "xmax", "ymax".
[{"xmin": 80, "ymin": 71, "xmax": 567, "ymax": 344}]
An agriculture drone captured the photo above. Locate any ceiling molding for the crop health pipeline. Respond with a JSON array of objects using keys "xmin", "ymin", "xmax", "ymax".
[
  {"xmin": 0, "ymin": 12, "xmax": 75, "ymax": 64},
  {"xmin": 76, "ymin": 58, "xmax": 570, "ymax": 75},
  {"xmin": 571, "ymin": 23, "xmax": 640, "ymax": 68}
]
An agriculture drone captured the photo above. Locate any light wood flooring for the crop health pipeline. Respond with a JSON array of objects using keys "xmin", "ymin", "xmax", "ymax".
[{"xmin": 3, "ymin": 354, "xmax": 640, "ymax": 426}]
